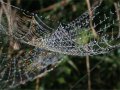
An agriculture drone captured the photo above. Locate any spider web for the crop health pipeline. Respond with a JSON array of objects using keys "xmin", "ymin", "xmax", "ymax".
[
  {"xmin": 0, "ymin": 1, "xmax": 120, "ymax": 89},
  {"xmin": 40, "ymin": 6, "xmax": 119, "ymax": 56},
  {"xmin": 0, "ymin": 31, "xmax": 62, "ymax": 89},
  {"xmin": 0, "ymin": 1, "xmax": 63, "ymax": 89},
  {"xmin": 10, "ymin": 2, "xmax": 120, "ymax": 56}
]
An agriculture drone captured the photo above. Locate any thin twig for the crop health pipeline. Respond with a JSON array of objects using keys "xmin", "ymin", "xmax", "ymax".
[
  {"xmin": 85, "ymin": 0, "xmax": 95, "ymax": 90},
  {"xmin": 40, "ymin": 0, "xmax": 71, "ymax": 12},
  {"xmin": 35, "ymin": 78, "xmax": 40, "ymax": 90},
  {"xmin": 86, "ymin": 55, "xmax": 91, "ymax": 90},
  {"xmin": 70, "ymin": 60, "xmax": 103, "ymax": 90},
  {"xmin": 86, "ymin": 0, "xmax": 98, "ymax": 38},
  {"xmin": 114, "ymin": 2, "xmax": 120, "ymax": 38},
  {"xmin": 16, "ymin": 0, "xmax": 21, "ymax": 5}
]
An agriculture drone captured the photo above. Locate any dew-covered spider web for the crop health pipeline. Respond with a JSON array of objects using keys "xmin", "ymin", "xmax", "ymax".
[
  {"xmin": 5, "ymin": 1, "xmax": 119, "ymax": 56},
  {"xmin": 0, "ymin": 0, "xmax": 120, "ymax": 89},
  {"xmin": 0, "ymin": 1, "xmax": 63, "ymax": 89},
  {"xmin": 0, "ymin": 30, "xmax": 62, "ymax": 89}
]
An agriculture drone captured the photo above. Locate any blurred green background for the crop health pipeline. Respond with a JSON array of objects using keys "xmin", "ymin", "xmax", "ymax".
[{"xmin": 8, "ymin": 0, "xmax": 120, "ymax": 90}]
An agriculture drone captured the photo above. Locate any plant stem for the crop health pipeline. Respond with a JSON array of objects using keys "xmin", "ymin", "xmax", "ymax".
[
  {"xmin": 86, "ymin": 0, "xmax": 98, "ymax": 38},
  {"xmin": 114, "ymin": 2, "xmax": 120, "ymax": 38},
  {"xmin": 85, "ymin": 0, "xmax": 93, "ymax": 90},
  {"xmin": 86, "ymin": 55, "xmax": 91, "ymax": 90},
  {"xmin": 35, "ymin": 78, "xmax": 40, "ymax": 90}
]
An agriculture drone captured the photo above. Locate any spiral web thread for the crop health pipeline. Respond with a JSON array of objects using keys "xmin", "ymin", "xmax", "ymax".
[{"xmin": 0, "ymin": 1, "xmax": 120, "ymax": 89}]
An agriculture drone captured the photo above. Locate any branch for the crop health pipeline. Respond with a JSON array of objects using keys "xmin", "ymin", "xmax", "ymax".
[
  {"xmin": 40, "ymin": 0, "xmax": 71, "ymax": 12},
  {"xmin": 114, "ymin": 2, "xmax": 120, "ymax": 37},
  {"xmin": 86, "ymin": 0, "xmax": 100, "ymax": 39}
]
